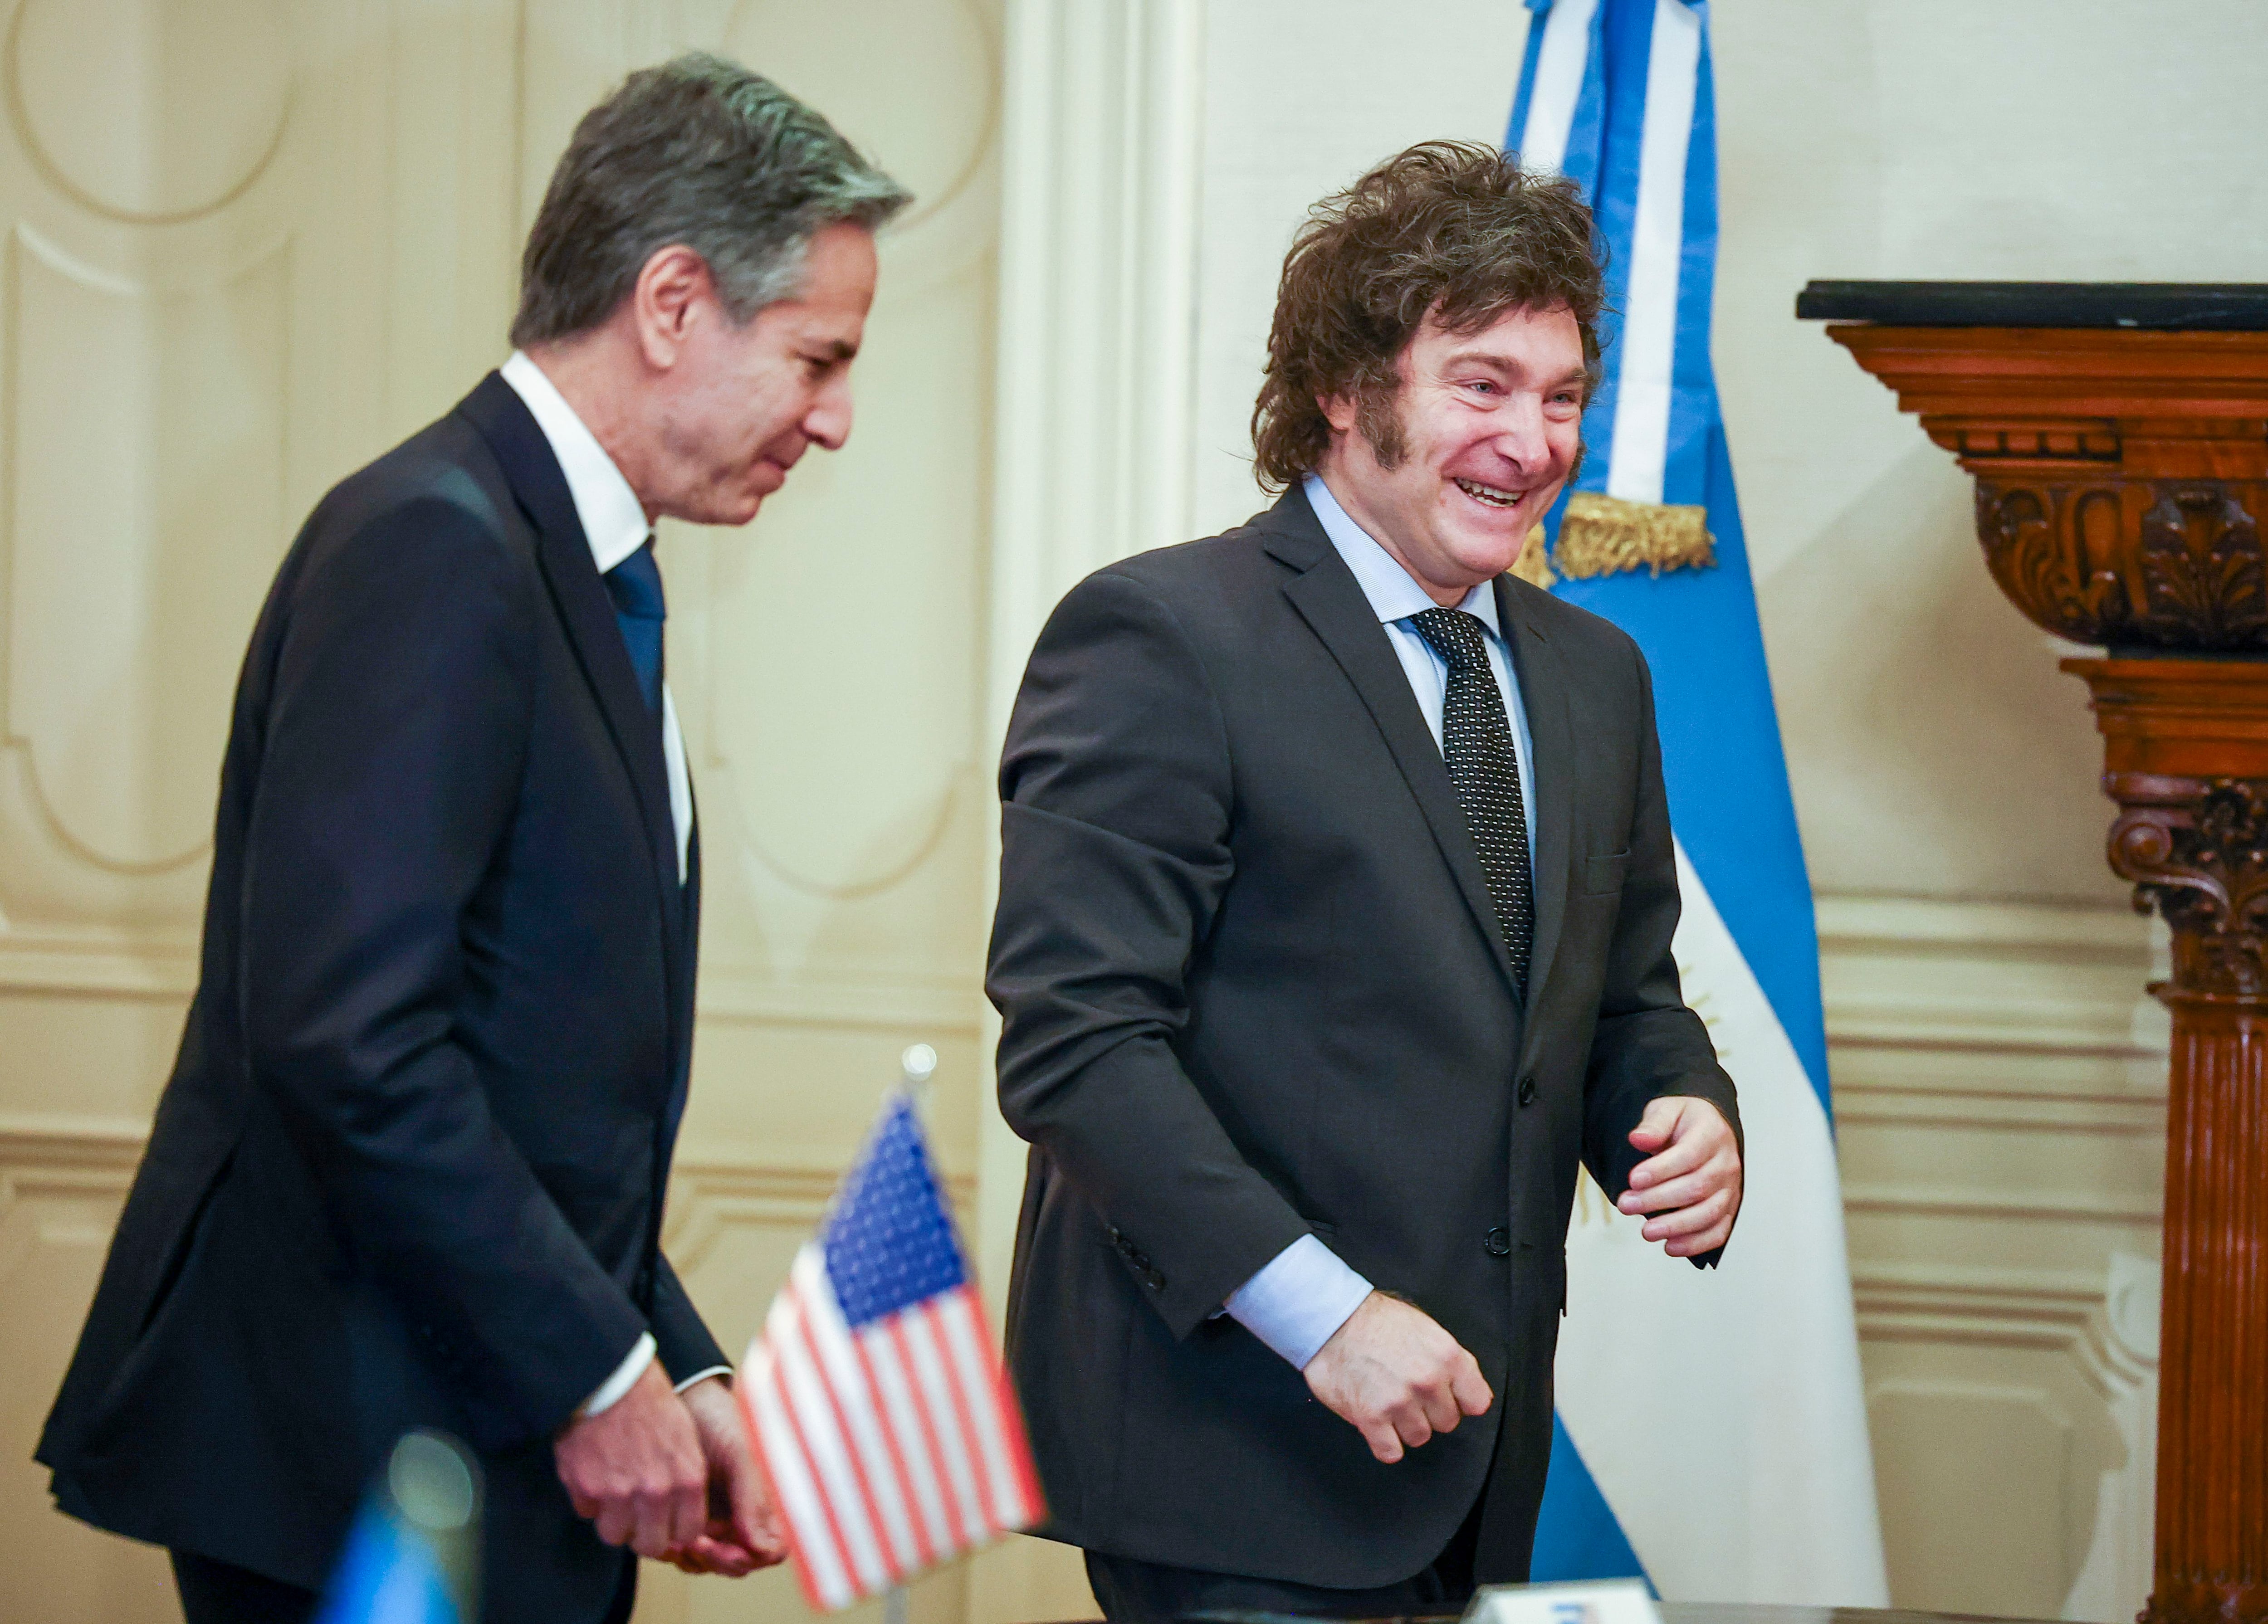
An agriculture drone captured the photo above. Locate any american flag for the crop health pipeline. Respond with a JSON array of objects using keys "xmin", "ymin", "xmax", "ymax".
[{"xmin": 737, "ymin": 1090, "xmax": 1043, "ymax": 1610}]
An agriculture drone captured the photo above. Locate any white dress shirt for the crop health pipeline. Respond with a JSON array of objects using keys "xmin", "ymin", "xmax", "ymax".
[
  {"xmin": 1220, "ymin": 473, "xmax": 1544, "ymax": 1372},
  {"xmin": 499, "ymin": 351, "xmax": 723, "ymax": 1413},
  {"xmin": 500, "ymin": 351, "xmax": 692, "ymax": 884}
]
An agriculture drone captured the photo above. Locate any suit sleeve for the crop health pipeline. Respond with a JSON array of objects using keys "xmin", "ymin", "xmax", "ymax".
[
  {"xmin": 241, "ymin": 493, "xmax": 648, "ymax": 1441},
  {"xmin": 988, "ymin": 569, "xmax": 1310, "ymax": 1339},
  {"xmin": 650, "ymin": 1252, "xmax": 730, "ymax": 1382},
  {"xmin": 1579, "ymin": 639, "xmax": 1744, "ymax": 1268}
]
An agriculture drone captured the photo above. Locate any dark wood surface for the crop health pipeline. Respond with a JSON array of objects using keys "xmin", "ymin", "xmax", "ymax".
[
  {"xmin": 1071, "ymin": 1602, "xmax": 2061, "ymax": 1624},
  {"xmin": 1797, "ymin": 279, "xmax": 2268, "ymax": 330}
]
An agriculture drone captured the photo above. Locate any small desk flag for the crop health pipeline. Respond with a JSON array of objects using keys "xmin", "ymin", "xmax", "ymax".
[
  {"xmin": 739, "ymin": 1087, "xmax": 1042, "ymax": 1611},
  {"xmin": 313, "ymin": 1430, "xmax": 481, "ymax": 1624}
]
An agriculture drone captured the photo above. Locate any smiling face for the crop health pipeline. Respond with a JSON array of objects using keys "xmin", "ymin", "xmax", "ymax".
[
  {"xmin": 645, "ymin": 220, "xmax": 879, "ymax": 527},
  {"xmin": 1314, "ymin": 302, "xmax": 1587, "ymax": 606}
]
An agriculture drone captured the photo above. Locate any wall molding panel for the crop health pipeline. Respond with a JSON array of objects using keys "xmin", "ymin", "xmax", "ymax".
[{"xmin": 1819, "ymin": 890, "xmax": 2165, "ymax": 1621}]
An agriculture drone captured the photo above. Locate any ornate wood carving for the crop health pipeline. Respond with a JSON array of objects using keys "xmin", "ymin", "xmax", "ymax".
[
  {"xmin": 1828, "ymin": 310, "xmax": 2268, "ymax": 1624},
  {"xmin": 2065, "ymin": 659, "xmax": 2268, "ymax": 1624},
  {"xmin": 1977, "ymin": 479, "xmax": 2268, "ymax": 649}
]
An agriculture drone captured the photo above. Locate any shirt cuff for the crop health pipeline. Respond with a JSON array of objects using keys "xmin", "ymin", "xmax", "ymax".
[
  {"xmin": 581, "ymin": 1332, "xmax": 656, "ymax": 1418},
  {"xmin": 674, "ymin": 1365, "xmax": 733, "ymax": 1393},
  {"xmin": 1223, "ymin": 1233, "xmax": 1374, "ymax": 1370}
]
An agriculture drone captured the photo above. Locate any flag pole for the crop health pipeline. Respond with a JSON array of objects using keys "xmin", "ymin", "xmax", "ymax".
[{"xmin": 884, "ymin": 1041, "xmax": 937, "ymax": 1624}]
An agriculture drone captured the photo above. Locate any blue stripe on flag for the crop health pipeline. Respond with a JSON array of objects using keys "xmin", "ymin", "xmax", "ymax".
[
  {"xmin": 1529, "ymin": 1415, "xmax": 1653, "ymax": 1589},
  {"xmin": 1558, "ymin": 6, "xmax": 1611, "ymax": 211},
  {"xmin": 1510, "ymin": 0, "xmax": 1552, "ymax": 144},
  {"xmin": 1569, "ymin": 0, "xmax": 1658, "ymax": 489}
]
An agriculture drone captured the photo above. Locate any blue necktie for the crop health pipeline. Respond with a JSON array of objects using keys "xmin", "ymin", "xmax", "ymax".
[{"xmin": 603, "ymin": 539, "xmax": 665, "ymax": 714}]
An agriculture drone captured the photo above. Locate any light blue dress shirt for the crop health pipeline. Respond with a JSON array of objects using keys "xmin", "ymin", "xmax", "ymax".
[{"xmin": 1220, "ymin": 473, "xmax": 1542, "ymax": 1371}]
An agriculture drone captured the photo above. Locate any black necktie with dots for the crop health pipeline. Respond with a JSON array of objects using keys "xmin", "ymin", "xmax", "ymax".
[{"xmin": 1411, "ymin": 606, "xmax": 1534, "ymax": 990}]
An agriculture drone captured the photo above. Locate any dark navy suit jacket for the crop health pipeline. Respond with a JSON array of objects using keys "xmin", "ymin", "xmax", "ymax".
[{"xmin": 36, "ymin": 374, "xmax": 722, "ymax": 1623}]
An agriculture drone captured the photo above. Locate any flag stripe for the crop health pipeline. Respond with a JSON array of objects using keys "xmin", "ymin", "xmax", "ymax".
[
  {"xmin": 968, "ymin": 1298, "xmax": 1045, "ymax": 1523},
  {"xmin": 744, "ymin": 1340, "xmax": 854, "ymax": 1610},
  {"xmin": 851, "ymin": 1322, "xmax": 948, "ymax": 1565},
  {"xmin": 1515, "ymin": 0, "xmax": 1600, "ymax": 171},
  {"xmin": 935, "ymin": 1288, "xmax": 1036, "ymax": 1528},
  {"xmin": 790, "ymin": 1252, "xmax": 924, "ymax": 1574},
  {"xmin": 770, "ymin": 1290, "xmax": 892, "ymax": 1592},
  {"xmin": 885, "ymin": 1311, "xmax": 983, "ymax": 1549},
  {"xmin": 1602, "ymin": 0, "xmax": 1699, "ymax": 506},
  {"xmin": 898, "ymin": 1307, "xmax": 990, "ymax": 1546},
  {"xmin": 922, "ymin": 1296, "xmax": 1013, "ymax": 1534},
  {"xmin": 787, "ymin": 1279, "xmax": 908, "ymax": 1585}
]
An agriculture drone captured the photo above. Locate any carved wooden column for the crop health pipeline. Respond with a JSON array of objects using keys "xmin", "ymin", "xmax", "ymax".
[{"xmin": 1808, "ymin": 282, "xmax": 2268, "ymax": 1624}]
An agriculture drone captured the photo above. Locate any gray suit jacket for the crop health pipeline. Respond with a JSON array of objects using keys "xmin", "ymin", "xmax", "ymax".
[{"xmin": 987, "ymin": 484, "xmax": 1739, "ymax": 1587}]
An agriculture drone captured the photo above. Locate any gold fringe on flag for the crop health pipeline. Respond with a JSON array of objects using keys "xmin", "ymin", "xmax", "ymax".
[
  {"xmin": 1552, "ymin": 492, "xmax": 1716, "ymax": 580},
  {"xmin": 1510, "ymin": 523, "xmax": 1556, "ymax": 590}
]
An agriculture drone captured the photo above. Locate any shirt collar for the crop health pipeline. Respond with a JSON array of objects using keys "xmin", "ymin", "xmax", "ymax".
[
  {"xmin": 1302, "ymin": 472, "xmax": 1501, "ymax": 637},
  {"xmin": 500, "ymin": 350, "xmax": 650, "ymax": 575}
]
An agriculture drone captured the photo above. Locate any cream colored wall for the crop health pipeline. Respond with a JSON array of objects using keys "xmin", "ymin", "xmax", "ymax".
[
  {"xmin": 10, "ymin": 3, "xmax": 2262, "ymax": 1622},
  {"xmin": 0, "ymin": 2, "xmax": 1005, "ymax": 1622},
  {"xmin": 1183, "ymin": 0, "xmax": 2268, "ymax": 1619}
]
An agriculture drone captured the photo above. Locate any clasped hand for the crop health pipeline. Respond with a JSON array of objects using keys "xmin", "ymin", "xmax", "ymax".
[
  {"xmin": 1616, "ymin": 1094, "xmax": 1742, "ymax": 1256},
  {"xmin": 552, "ymin": 1361, "xmax": 787, "ymax": 1575}
]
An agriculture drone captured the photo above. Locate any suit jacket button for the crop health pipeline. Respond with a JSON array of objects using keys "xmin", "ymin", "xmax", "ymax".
[
  {"xmin": 1517, "ymin": 1075, "xmax": 1538, "ymax": 1107},
  {"xmin": 1483, "ymin": 1226, "xmax": 1512, "ymax": 1258},
  {"xmin": 1144, "ymin": 1268, "xmax": 1166, "ymax": 1290}
]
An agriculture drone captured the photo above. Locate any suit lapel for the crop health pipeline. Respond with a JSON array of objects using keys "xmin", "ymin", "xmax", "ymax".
[
  {"xmin": 456, "ymin": 373, "xmax": 688, "ymax": 991},
  {"xmin": 1497, "ymin": 575, "xmax": 1575, "ymax": 1030},
  {"xmin": 1261, "ymin": 492, "xmax": 1524, "ymax": 1009}
]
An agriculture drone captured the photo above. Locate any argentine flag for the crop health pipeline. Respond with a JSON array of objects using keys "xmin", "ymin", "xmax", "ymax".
[{"xmin": 1509, "ymin": 0, "xmax": 1890, "ymax": 1605}]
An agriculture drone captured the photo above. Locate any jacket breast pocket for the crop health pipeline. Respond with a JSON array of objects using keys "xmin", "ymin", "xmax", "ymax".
[{"xmin": 1583, "ymin": 850, "xmax": 1630, "ymax": 896}]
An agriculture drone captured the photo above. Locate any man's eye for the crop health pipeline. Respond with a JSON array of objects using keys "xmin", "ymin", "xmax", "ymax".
[{"xmin": 1466, "ymin": 380, "xmax": 1496, "ymax": 395}]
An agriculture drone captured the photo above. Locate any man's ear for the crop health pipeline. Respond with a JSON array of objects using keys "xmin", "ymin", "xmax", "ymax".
[
  {"xmin": 631, "ymin": 245, "xmax": 713, "ymax": 369},
  {"xmin": 1319, "ymin": 391, "xmax": 1358, "ymax": 436}
]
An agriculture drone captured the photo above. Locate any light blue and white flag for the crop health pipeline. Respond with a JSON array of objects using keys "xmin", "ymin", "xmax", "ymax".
[{"xmin": 1508, "ymin": 0, "xmax": 1889, "ymax": 1605}]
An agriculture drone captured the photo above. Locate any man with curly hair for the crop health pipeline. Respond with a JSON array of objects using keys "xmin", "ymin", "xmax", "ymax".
[{"xmin": 989, "ymin": 141, "xmax": 1745, "ymax": 1617}]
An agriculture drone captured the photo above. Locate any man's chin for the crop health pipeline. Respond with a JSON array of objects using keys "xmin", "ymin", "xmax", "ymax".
[{"xmin": 1444, "ymin": 520, "xmax": 1536, "ymax": 580}]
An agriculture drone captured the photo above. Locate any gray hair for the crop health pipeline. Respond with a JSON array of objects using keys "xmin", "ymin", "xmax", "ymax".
[{"xmin": 511, "ymin": 53, "xmax": 911, "ymax": 346}]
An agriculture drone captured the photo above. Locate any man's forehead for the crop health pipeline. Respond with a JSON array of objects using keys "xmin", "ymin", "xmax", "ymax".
[
  {"xmin": 1420, "ymin": 298, "xmax": 1580, "ymax": 339},
  {"xmin": 1417, "ymin": 302, "xmax": 1586, "ymax": 368}
]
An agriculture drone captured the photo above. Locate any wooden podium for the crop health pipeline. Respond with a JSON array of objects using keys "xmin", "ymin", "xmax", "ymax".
[{"xmin": 1808, "ymin": 281, "xmax": 2268, "ymax": 1624}]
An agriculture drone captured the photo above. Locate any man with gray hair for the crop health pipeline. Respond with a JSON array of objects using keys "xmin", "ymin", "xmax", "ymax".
[{"xmin": 36, "ymin": 54, "xmax": 907, "ymax": 1624}]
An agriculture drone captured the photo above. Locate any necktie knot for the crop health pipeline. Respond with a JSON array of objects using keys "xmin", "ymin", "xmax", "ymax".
[
  {"xmin": 604, "ymin": 539, "xmax": 666, "ymax": 713},
  {"xmin": 605, "ymin": 539, "xmax": 666, "ymax": 623},
  {"xmin": 1411, "ymin": 606, "xmax": 1488, "ymax": 673}
]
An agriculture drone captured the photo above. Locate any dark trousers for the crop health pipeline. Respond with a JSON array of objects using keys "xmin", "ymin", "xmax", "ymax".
[
  {"xmin": 1084, "ymin": 1487, "xmax": 1486, "ymax": 1622},
  {"xmin": 171, "ymin": 1551, "xmax": 316, "ymax": 1624},
  {"xmin": 170, "ymin": 1546, "xmax": 639, "ymax": 1624}
]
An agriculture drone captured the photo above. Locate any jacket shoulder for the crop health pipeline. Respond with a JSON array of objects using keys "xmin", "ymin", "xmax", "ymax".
[
  {"xmin": 309, "ymin": 413, "xmax": 518, "ymax": 551},
  {"xmin": 1074, "ymin": 518, "xmax": 1286, "ymax": 610},
  {"xmin": 1506, "ymin": 575, "xmax": 1644, "ymax": 670}
]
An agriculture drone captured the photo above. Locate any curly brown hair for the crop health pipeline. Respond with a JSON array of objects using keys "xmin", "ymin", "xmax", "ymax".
[{"xmin": 1250, "ymin": 141, "xmax": 1604, "ymax": 491}]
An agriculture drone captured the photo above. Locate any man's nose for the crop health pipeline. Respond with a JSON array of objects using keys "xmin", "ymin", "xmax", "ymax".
[
  {"xmin": 805, "ymin": 377, "xmax": 854, "ymax": 451},
  {"xmin": 1489, "ymin": 396, "xmax": 1553, "ymax": 470}
]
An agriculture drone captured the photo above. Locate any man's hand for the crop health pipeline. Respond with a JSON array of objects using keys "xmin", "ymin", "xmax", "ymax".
[
  {"xmin": 1619, "ymin": 1096, "xmax": 1742, "ymax": 1257},
  {"xmin": 554, "ymin": 1358, "xmax": 709, "ymax": 1561},
  {"xmin": 666, "ymin": 1376, "xmax": 790, "ymax": 1576},
  {"xmin": 1303, "ymin": 1292, "xmax": 1492, "ymax": 1464}
]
